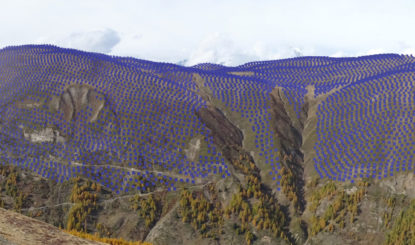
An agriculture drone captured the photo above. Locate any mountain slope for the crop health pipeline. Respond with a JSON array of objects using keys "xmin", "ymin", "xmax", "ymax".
[{"xmin": 0, "ymin": 45, "xmax": 414, "ymax": 244}]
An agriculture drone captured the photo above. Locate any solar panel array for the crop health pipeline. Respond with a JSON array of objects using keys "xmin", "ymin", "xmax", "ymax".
[
  {"xmin": 0, "ymin": 45, "xmax": 230, "ymax": 194},
  {"xmin": 314, "ymin": 67, "xmax": 415, "ymax": 182},
  {"xmin": 246, "ymin": 55, "xmax": 414, "ymax": 184},
  {"xmin": 0, "ymin": 45, "xmax": 414, "ymax": 193}
]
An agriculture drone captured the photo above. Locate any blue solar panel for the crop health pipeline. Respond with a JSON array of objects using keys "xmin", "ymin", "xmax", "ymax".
[{"xmin": 0, "ymin": 45, "xmax": 414, "ymax": 193}]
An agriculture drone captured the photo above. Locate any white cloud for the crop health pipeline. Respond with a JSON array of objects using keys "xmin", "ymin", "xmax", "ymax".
[
  {"xmin": 401, "ymin": 48, "xmax": 415, "ymax": 56},
  {"xmin": 37, "ymin": 28, "xmax": 121, "ymax": 54},
  {"xmin": 186, "ymin": 33, "xmax": 246, "ymax": 66},
  {"xmin": 109, "ymin": 33, "xmax": 143, "ymax": 57},
  {"xmin": 2, "ymin": 0, "xmax": 415, "ymax": 65},
  {"xmin": 358, "ymin": 48, "xmax": 388, "ymax": 56},
  {"xmin": 185, "ymin": 34, "xmax": 319, "ymax": 66}
]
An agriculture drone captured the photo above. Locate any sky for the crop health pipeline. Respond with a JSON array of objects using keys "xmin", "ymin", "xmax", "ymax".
[{"xmin": 1, "ymin": 0, "xmax": 415, "ymax": 66}]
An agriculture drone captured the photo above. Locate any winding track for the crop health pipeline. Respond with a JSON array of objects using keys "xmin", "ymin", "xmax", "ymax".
[{"xmin": 20, "ymin": 181, "xmax": 212, "ymax": 212}]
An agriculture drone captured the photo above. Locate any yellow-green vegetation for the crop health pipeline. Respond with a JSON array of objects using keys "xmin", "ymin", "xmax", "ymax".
[
  {"xmin": 96, "ymin": 222, "xmax": 112, "ymax": 237},
  {"xmin": 231, "ymin": 153, "xmax": 259, "ymax": 176},
  {"xmin": 307, "ymin": 176, "xmax": 319, "ymax": 189},
  {"xmin": 244, "ymin": 230, "xmax": 255, "ymax": 245},
  {"xmin": 14, "ymin": 192, "xmax": 26, "ymax": 211},
  {"xmin": 124, "ymin": 175, "xmax": 158, "ymax": 193},
  {"xmin": 383, "ymin": 196, "xmax": 397, "ymax": 229},
  {"xmin": 0, "ymin": 165, "xmax": 27, "ymax": 212},
  {"xmin": 0, "ymin": 194, "xmax": 4, "ymax": 208},
  {"xmin": 179, "ymin": 184, "xmax": 223, "ymax": 239},
  {"xmin": 225, "ymin": 183, "xmax": 288, "ymax": 243},
  {"xmin": 309, "ymin": 180, "xmax": 368, "ymax": 236},
  {"xmin": 279, "ymin": 163, "xmax": 301, "ymax": 212},
  {"xmin": 4, "ymin": 171, "xmax": 18, "ymax": 197},
  {"xmin": 224, "ymin": 154, "xmax": 290, "ymax": 244},
  {"xmin": 384, "ymin": 199, "xmax": 415, "ymax": 245},
  {"xmin": 129, "ymin": 194, "xmax": 161, "ymax": 228},
  {"xmin": 66, "ymin": 177, "xmax": 100, "ymax": 232},
  {"xmin": 309, "ymin": 181, "xmax": 337, "ymax": 213},
  {"xmin": 64, "ymin": 229, "xmax": 152, "ymax": 245}
]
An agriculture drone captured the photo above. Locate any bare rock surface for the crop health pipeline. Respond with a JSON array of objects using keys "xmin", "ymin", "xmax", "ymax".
[{"xmin": 0, "ymin": 208, "xmax": 104, "ymax": 245}]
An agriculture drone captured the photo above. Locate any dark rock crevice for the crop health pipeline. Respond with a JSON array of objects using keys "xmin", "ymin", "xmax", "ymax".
[
  {"xmin": 195, "ymin": 105, "xmax": 244, "ymax": 163},
  {"xmin": 269, "ymin": 87, "xmax": 307, "ymax": 214},
  {"xmin": 195, "ymin": 104, "xmax": 261, "ymax": 188}
]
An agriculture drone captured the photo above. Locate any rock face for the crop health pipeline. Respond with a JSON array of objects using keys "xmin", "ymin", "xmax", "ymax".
[
  {"xmin": 195, "ymin": 105, "xmax": 244, "ymax": 161},
  {"xmin": 0, "ymin": 208, "xmax": 104, "ymax": 245},
  {"xmin": 378, "ymin": 172, "xmax": 415, "ymax": 198},
  {"xmin": 47, "ymin": 84, "xmax": 119, "ymax": 152},
  {"xmin": 269, "ymin": 87, "xmax": 303, "ymax": 153},
  {"xmin": 54, "ymin": 84, "xmax": 107, "ymax": 123},
  {"xmin": 14, "ymin": 84, "xmax": 116, "ymax": 147},
  {"xmin": 269, "ymin": 86, "xmax": 306, "ymax": 211},
  {"xmin": 144, "ymin": 204, "xmax": 206, "ymax": 245},
  {"xmin": 184, "ymin": 137, "xmax": 201, "ymax": 161},
  {"xmin": 23, "ymin": 128, "xmax": 55, "ymax": 143}
]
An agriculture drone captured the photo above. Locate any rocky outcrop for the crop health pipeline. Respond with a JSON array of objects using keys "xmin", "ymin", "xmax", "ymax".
[
  {"xmin": 378, "ymin": 172, "xmax": 415, "ymax": 198},
  {"xmin": 269, "ymin": 87, "xmax": 304, "ymax": 154},
  {"xmin": 23, "ymin": 127, "xmax": 65, "ymax": 143},
  {"xmin": 195, "ymin": 105, "xmax": 244, "ymax": 162},
  {"xmin": 49, "ymin": 84, "xmax": 108, "ymax": 124},
  {"xmin": 144, "ymin": 203, "xmax": 209, "ymax": 245}
]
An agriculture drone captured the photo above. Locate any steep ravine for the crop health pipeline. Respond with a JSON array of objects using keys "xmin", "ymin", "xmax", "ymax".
[{"xmin": 269, "ymin": 87, "xmax": 307, "ymax": 212}]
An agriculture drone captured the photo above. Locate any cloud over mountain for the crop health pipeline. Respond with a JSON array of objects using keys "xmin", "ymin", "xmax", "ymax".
[
  {"xmin": 185, "ymin": 33, "xmax": 313, "ymax": 66},
  {"xmin": 37, "ymin": 28, "xmax": 121, "ymax": 54}
]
